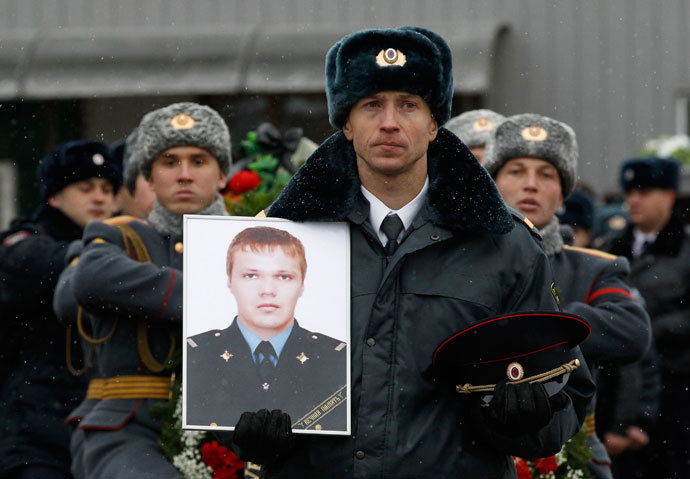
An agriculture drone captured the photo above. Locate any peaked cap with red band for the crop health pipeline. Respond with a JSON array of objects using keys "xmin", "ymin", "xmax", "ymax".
[{"xmin": 433, "ymin": 312, "xmax": 590, "ymax": 395}]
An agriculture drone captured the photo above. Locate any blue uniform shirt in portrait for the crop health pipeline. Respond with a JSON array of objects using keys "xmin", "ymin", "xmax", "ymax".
[{"xmin": 237, "ymin": 319, "xmax": 294, "ymax": 366}]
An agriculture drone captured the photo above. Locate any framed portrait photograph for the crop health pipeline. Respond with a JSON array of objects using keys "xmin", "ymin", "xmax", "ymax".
[{"xmin": 182, "ymin": 215, "xmax": 351, "ymax": 436}]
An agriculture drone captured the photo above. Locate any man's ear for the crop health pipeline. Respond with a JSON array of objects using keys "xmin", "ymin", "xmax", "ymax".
[
  {"xmin": 227, "ymin": 275, "xmax": 232, "ymax": 291},
  {"xmin": 47, "ymin": 193, "xmax": 61, "ymax": 209},
  {"xmin": 216, "ymin": 172, "xmax": 227, "ymax": 191},
  {"xmin": 428, "ymin": 117, "xmax": 438, "ymax": 142},
  {"xmin": 343, "ymin": 120, "xmax": 353, "ymax": 141}
]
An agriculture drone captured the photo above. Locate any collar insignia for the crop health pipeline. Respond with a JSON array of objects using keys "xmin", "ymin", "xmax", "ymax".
[
  {"xmin": 220, "ymin": 350, "xmax": 233, "ymax": 362},
  {"xmin": 296, "ymin": 352, "xmax": 309, "ymax": 364}
]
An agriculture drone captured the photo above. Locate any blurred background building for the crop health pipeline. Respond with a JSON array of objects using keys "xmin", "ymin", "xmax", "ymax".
[{"xmin": 1, "ymin": 0, "xmax": 689, "ymax": 228}]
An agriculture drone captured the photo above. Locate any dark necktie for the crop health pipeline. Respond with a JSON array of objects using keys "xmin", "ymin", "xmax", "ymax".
[
  {"xmin": 381, "ymin": 214, "xmax": 404, "ymax": 257},
  {"xmin": 255, "ymin": 340, "xmax": 277, "ymax": 381}
]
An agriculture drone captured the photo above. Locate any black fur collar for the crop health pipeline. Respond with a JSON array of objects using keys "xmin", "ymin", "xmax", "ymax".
[{"xmin": 268, "ymin": 128, "xmax": 513, "ymax": 234}]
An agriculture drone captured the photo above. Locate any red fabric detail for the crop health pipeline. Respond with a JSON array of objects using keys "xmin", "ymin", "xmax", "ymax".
[
  {"xmin": 2, "ymin": 230, "xmax": 30, "ymax": 247},
  {"xmin": 77, "ymin": 398, "xmax": 144, "ymax": 431},
  {"xmin": 158, "ymin": 269, "xmax": 176, "ymax": 320},
  {"xmin": 432, "ymin": 312, "xmax": 591, "ymax": 365},
  {"xmin": 586, "ymin": 287, "xmax": 633, "ymax": 303}
]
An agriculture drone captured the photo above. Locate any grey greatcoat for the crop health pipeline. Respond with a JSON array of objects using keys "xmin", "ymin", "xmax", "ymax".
[
  {"xmin": 547, "ymin": 238, "xmax": 650, "ymax": 479},
  {"xmin": 57, "ymin": 215, "xmax": 184, "ymax": 479},
  {"xmin": 257, "ymin": 129, "xmax": 596, "ymax": 478}
]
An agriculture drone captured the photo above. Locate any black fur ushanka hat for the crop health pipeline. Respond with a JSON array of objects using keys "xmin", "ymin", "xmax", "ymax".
[{"xmin": 325, "ymin": 26, "xmax": 453, "ymax": 129}]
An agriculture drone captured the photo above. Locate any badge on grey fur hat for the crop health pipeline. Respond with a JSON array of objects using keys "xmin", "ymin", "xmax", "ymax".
[
  {"xmin": 133, "ymin": 102, "xmax": 232, "ymax": 179},
  {"xmin": 445, "ymin": 109, "xmax": 506, "ymax": 148},
  {"xmin": 483, "ymin": 113, "xmax": 578, "ymax": 198}
]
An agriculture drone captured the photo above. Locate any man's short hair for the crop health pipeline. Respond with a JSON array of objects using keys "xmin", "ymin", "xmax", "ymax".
[{"xmin": 226, "ymin": 226, "xmax": 307, "ymax": 281}]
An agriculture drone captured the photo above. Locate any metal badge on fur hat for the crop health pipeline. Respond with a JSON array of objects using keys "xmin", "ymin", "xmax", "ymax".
[
  {"xmin": 133, "ymin": 102, "xmax": 231, "ymax": 179},
  {"xmin": 483, "ymin": 113, "xmax": 579, "ymax": 198},
  {"xmin": 445, "ymin": 109, "xmax": 505, "ymax": 148},
  {"xmin": 619, "ymin": 156, "xmax": 680, "ymax": 192},
  {"xmin": 326, "ymin": 26, "xmax": 453, "ymax": 128},
  {"xmin": 37, "ymin": 140, "xmax": 122, "ymax": 201}
]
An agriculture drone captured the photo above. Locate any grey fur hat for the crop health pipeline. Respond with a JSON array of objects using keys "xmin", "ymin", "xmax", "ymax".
[
  {"xmin": 484, "ymin": 113, "xmax": 578, "ymax": 198},
  {"xmin": 133, "ymin": 102, "xmax": 231, "ymax": 179},
  {"xmin": 444, "ymin": 109, "xmax": 505, "ymax": 148}
]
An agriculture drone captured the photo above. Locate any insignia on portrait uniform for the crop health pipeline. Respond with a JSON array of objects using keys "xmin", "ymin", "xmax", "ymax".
[
  {"xmin": 187, "ymin": 338, "xmax": 198, "ymax": 348},
  {"xmin": 335, "ymin": 342, "xmax": 346, "ymax": 352},
  {"xmin": 296, "ymin": 352, "xmax": 309, "ymax": 364},
  {"xmin": 220, "ymin": 350, "xmax": 233, "ymax": 362},
  {"xmin": 433, "ymin": 311, "xmax": 590, "ymax": 403}
]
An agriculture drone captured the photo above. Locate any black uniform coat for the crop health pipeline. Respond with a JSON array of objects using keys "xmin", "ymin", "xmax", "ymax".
[
  {"xmin": 259, "ymin": 129, "xmax": 596, "ymax": 478},
  {"xmin": 608, "ymin": 214, "xmax": 690, "ymax": 376},
  {"xmin": 187, "ymin": 318, "xmax": 347, "ymax": 431},
  {"xmin": 0, "ymin": 207, "xmax": 88, "ymax": 477}
]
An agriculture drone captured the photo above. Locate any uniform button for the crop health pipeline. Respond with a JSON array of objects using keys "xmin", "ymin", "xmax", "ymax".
[
  {"xmin": 430, "ymin": 233, "xmax": 440, "ymax": 241},
  {"xmin": 174, "ymin": 242, "xmax": 183, "ymax": 253},
  {"xmin": 366, "ymin": 338, "xmax": 376, "ymax": 347},
  {"xmin": 355, "ymin": 450, "xmax": 365, "ymax": 460}
]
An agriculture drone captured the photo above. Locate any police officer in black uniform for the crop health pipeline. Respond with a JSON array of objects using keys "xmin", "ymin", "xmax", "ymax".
[
  {"xmin": 0, "ymin": 141, "xmax": 120, "ymax": 479},
  {"xmin": 187, "ymin": 226, "xmax": 347, "ymax": 431}
]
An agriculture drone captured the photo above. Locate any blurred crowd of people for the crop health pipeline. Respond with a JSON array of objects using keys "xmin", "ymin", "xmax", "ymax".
[{"xmin": 1, "ymin": 29, "xmax": 689, "ymax": 479}]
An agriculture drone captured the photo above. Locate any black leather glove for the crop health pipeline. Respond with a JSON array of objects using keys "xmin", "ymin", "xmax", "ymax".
[
  {"xmin": 231, "ymin": 408, "xmax": 295, "ymax": 465},
  {"xmin": 485, "ymin": 380, "xmax": 568, "ymax": 434}
]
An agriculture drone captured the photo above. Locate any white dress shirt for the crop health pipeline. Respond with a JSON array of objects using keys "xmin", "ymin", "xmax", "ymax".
[
  {"xmin": 361, "ymin": 176, "xmax": 429, "ymax": 246},
  {"xmin": 632, "ymin": 228, "xmax": 658, "ymax": 258}
]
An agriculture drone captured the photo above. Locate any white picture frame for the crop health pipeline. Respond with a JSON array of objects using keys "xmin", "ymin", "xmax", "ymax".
[{"xmin": 182, "ymin": 215, "xmax": 351, "ymax": 435}]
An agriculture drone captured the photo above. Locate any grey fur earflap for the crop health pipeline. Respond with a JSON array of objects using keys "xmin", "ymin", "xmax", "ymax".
[
  {"xmin": 133, "ymin": 102, "xmax": 231, "ymax": 179},
  {"xmin": 484, "ymin": 113, "xmax": 578, "ymax": 198}
]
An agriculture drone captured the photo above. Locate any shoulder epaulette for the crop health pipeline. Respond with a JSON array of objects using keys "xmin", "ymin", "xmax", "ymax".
[
  {"xmin": 103, "ymin": 215, "xmax": 145, "ymax": 226},
  {"xmin": 508, "ymin": 207, "xmax": 541, "ymax": 240},
  {"xmin": 563, "ymin": 245, "xmax": 618, "ymax": 261}
]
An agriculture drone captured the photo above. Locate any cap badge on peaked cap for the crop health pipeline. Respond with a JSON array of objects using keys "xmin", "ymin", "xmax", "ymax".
[
  {"xmin": 171, "ymin": 113, "xmax": 195, "ymax": 130},
  {"xmin": 507, "ymin": 362, "xmax": 524, "ymax": 381},
  {"xmin": 376, "ymin": 48, "xmax": 407, "ymax": 67},
  {"xmin": 92, "ymin": 153, "xmax": 105, "ymax": 165},
  {"xmin": 473, "ymin": 117, "xmax": 494, "ymax": 132},
  {"xmin": 521, "ymin": 126, "xmax": 549, "ymax": 142}
]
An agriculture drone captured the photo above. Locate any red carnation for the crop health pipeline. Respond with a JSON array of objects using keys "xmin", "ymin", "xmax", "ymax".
[
  {"xmin": 228, "ymin": 170, "xmax": 261, "ymax": 194},
  {"xmin": 513, "ymin": 457, "xmax": 532, "ymax": 479},
  {"xmin": 200, "ymin": 440, "xmax": 244, "ymax": 478},
  {"xmin": 533, "ymin": 455, "xmax": 558, "ymax": 474}
]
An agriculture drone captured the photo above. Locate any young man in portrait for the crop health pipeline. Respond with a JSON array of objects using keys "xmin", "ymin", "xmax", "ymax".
[{"xmin": 186, "ymin": 226, "xmax": 347, "ymax": 432}]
